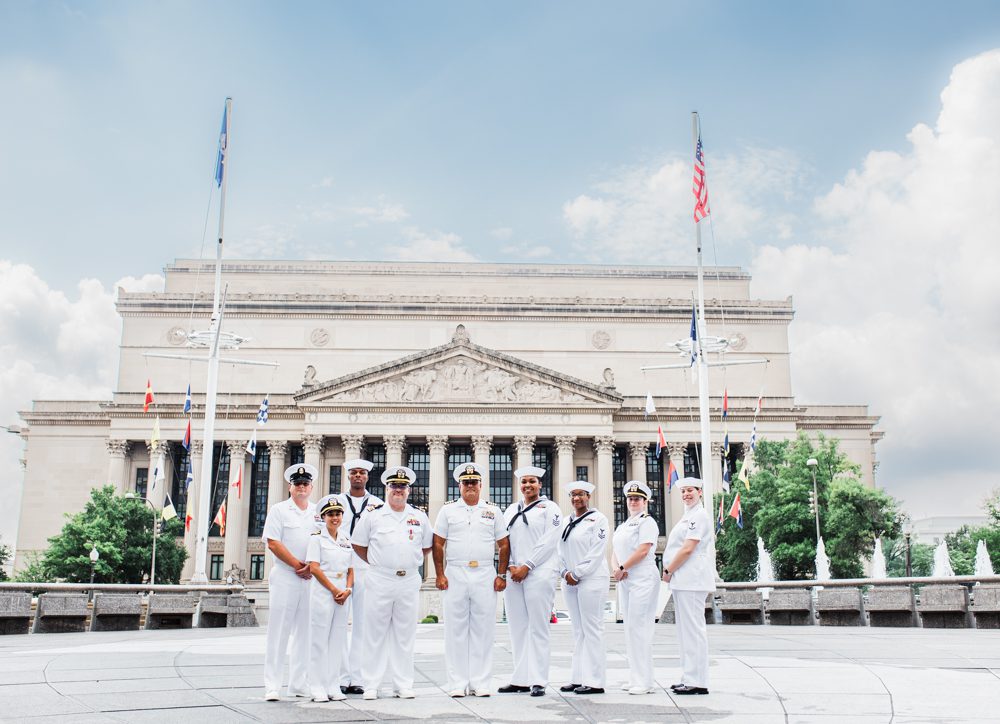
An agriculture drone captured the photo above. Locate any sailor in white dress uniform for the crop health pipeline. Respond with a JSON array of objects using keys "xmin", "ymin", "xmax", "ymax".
[
  {"xmin": 499, "ymin": 465, "xmax": 562, "ymax": 697},
  {"xmin": 611, "ymin": 481, "xmax": 660, "ymax": 695},
  {"xmin": 556, "ymin": 481, "xmax": 609, "ymax": 695}
]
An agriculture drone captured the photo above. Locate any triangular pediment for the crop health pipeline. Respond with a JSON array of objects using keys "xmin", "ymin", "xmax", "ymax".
[{"xmin": 296, "ymin": 327, "xmax": 623, "ymax": 407}]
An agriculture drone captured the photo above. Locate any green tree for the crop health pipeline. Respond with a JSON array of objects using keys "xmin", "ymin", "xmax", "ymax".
[
  {"xmin": 715, "ymin": 432, "xmax": 902, "ymax": 581},
  {"xmin": 17, "ymin": 486, "xmax": 187, "ymax": 584},
  {"xmin": 0, "ymin": 537, "xmax": 10, "ymax": 581},
  {"xmin": 945, "ymin": 524, "xmax": 1000, "ymax": 576},
  {"xmin": 884, "ymin": 538, "xmax": 934, "ymax": 577}
]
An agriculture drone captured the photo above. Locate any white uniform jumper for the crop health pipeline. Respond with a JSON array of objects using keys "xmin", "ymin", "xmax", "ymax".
[
  {"xmin": 664, "ymin": 503, "xmax": 717, "ymax": 689},
  {"xmin": 434, "ymin": 499, "xmax": 508, "ymax": 693},
  {"xmin": 612, "ymin": 512, "xmax": 660, "ymax": 691},
  {"xmin": 502, "ymin": 496, "xmax": 562, "ymax": 687},
  {"xmin": 262, "ymin": 497, "xmax": 318, "ymax": 695},
  {"xmin": 335, "ymin": 491, "xmax": 384, "ymax": 687},
  {"xmin": 557, "ymin": 508, "xmax": 610, "ymax": 689},
  {"xmin": 351, "ymin": 502, "xmax": 433, "ymax": 695},
  {"xmin": 305, "ymin": 527, "xmax": 353, "ymax": 700}
]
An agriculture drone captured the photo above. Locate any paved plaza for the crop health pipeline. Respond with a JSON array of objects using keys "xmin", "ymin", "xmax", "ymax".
[{"xmin": 1, "ymin": 622, "xmax": 999, "ymax": 723}]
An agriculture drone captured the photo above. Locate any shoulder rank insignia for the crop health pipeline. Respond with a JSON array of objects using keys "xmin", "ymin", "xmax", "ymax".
[{"xmin": 368, "ymin": 503, "xmax": 384, "ymax": 511}]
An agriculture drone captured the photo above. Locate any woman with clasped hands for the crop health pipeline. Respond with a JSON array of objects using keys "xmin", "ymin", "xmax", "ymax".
[{"xmin": 661, "ymin": 478, "xmax": 717, "ymax": 696}]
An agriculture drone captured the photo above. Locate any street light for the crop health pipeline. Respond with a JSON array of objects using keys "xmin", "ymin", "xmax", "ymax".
[
  {"xmin": 806, "ymin": 458, "xmax": 821, "ymax": 542},
  {"xmin": 126, "ymin": 492, "xmax": 160, "ymax": 585},
  {"xmin": 89, "ymin": 545, "xmax": 99, "ymax": 585},
  {"xmin": 903, "ymin": 520, "xmax": 913, "ymax": 577}
]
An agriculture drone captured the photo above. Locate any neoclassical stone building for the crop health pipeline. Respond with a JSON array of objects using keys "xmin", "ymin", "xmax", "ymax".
[{"xmin": 15, "ymin": 260, "xmax": 881, "ymax": 581}]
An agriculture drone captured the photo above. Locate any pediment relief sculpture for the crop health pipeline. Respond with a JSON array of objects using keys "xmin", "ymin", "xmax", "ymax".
[{"xmin": 330, "ymin": 357, "xmax": 586, "ymax": 404}]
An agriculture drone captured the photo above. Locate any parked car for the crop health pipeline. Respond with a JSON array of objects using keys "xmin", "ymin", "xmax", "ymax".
[{"xmin": 551, "ymin": 610, "xmax": 571, "ymax": 623}]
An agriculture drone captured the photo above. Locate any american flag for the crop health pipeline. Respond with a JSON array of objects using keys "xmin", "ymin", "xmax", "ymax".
[{"xmin": 692, "ymin": 132, "xmax": 711, "ymax": 222}]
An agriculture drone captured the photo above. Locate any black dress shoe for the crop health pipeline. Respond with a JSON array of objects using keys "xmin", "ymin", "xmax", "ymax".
[
  {"xmin": 530, "ymin": 685, "xmax": 545, "ymax": 697},
  {"xmin": 498, "ymin": 684, "xmax": 530, "ymax": 693},
  {"xmin": 559, "ymin": 683, "xmax": 581, "ymax": 692},
  {"xmin": 343, "ymin": 685, "xmax": 364, "ymax": 695},
  {"xmin": 573, "ymin": 686, "xmax": 605, "ymax": 695},
  {"xmin": 673, "ymin": 685, "xmax": 709, "ymax": 695},
  {"xmin": 669, "ymin": 683, "xmax": 684, "ymax": 691}
]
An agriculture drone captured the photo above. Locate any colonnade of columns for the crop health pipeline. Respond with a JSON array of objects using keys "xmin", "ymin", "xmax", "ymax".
[{"xmin": 105, "ymin": 431, "xmax": 726, "ymax": 583}]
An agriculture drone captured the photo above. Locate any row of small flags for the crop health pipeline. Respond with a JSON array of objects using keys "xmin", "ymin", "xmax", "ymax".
[{"xmin": 143, "ymin": 377, "xmax": 270, "ymax": 535}]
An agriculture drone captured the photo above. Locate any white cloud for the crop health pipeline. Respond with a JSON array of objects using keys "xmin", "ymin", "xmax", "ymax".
[
  {"xmin": 226, "ymin": 224, "xmax": 295, "ymax": 259},
  {"xmin": 351, "ymin": 198, "xmax": 409, "ymax": 223},
  {"xmin": 385, "ymin": 228, "xmax": 477, "ymax": 262},
  {"xmin": 751, "ymin": 49, "xmax": 1000, "ymax": 517},
  {"xmin": 0, "ymin": 262, "xmax": 156, "ymax": 555},
  {"xmin": 490, "ymin": 227, "xmax": 513, "ymax": 240}
]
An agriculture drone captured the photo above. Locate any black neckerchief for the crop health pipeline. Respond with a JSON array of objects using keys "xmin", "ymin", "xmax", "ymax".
[
  {"xmin": 561, "ymin": 509, "xmax": 596, "ymax": 541},
  {"xmin": 345, "ymin": 494, "xmax": 369, "ymax": 535},
  {"xmin": 507, "ymin": 497, "xmax": 545, "ymax": 530}
]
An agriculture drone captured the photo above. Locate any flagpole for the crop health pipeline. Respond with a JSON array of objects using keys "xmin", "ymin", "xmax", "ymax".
[
  {"xmin": 190, "ymin": 98, "xmax": 231, "ymax": 584},
  {"xmin": 692, "ymin": 111, "xmax": 714, "ymax": 506}
]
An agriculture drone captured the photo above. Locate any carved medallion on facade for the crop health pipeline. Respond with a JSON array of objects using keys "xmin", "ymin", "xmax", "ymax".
[
  {"xmin": 591, "ymin": 330, "xmax": 611, "ymax": 350},
  {"xmin": 728, "ymin": 332, "xmax": 747, "ymax": 351},
  {"xmin": 167, "ymin": 326, "xmax": 188, "ymax": 346},
  {"xmin": 330, "ymin": 357, "xmax": 586, "ymax": 404},
  {"xmin": 310, "ymin": 328, "xmax": 330, "ymax": 347}
]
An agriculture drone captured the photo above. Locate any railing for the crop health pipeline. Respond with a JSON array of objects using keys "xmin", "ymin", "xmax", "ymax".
[
  {"xmin": 0, "ymin": 582, "xmax": 244, "ymax": 594},
  {"xmin": 716, "ymin": 574, "xmax": 1000, "ymax": 589}
]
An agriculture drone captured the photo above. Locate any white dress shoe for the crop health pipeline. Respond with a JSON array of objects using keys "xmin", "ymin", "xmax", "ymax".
[
  {"xmin": 330, "ymin": 691, "xmax": 346, "ymax": 701},
  {"xmin": 264, "ymin": 691, "xmax": 280, "ymax": 701},
  {"xmin": 362, "ymin": 690, "xmax": 378, "ymax": 700},
  {"xmin": 473, "ymin": 689, "xmax": 491, "ymax": 697},
  {"xmin": 396, "ymin": 689, "xmax": 416, "ymax": 699},
  {"xmin": 620, "ymin": 682, "xmax": 631, "ymax": 691},
  {"xmin": 628, "ymin": 686, "xmax": 653, "ymax": 695},
  {"xmin": 448, "ymin": 689, "xmax": 466, "ymax": 697},
  {"xmin": 311, "ymin": 695, "xmax": 329, "ymax": 702}
]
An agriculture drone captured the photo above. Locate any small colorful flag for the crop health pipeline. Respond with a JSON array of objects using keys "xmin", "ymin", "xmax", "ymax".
[
  {"xmin": 185, "ymin": 509, "xmax": 193, "ymax": 532},
  {"xmin": 692, "ymin": 130, "xmax": 710, "ymax": 222},
  {"xmin": 162, "ymin": 494, "xmax": 178, "ymax": 522},
  {"xmin": 656, "ymin": 425, "xmax": 667, "ymax": 458},
  {"xmin": 184, "ymin": 469, "xmax": 193, "ymax": 492},
  {"xmin": 644, "ymin": 391, "xmax": 656, "ymax": 416},
  {"xmin": 213, "ymin": 499, "xmax": 227, "ymax": 535},
  {"xmin": 184, "ymin": 384, "xmax": 191, "ymax": 414},
  {"xmin": 256, "ymin": 396, "xmax": 269, "ymax": 425},
  {"xmin": 151, "ymin": 453, "xmax": 165, "ymax": 492},
  {"xmin": 722, "ymin": 389, "xmax": 731, "ymax": 493},
  {"xmin": 716, "ymin": 492, "xmax": 726, "ymax": 533},
  {"xmin": 231, "ymin": 465, "xmax": 243, "ymax": 500},
  {"xmin": 246, "ymin": 429, "xmax": 257, "ymax": 461},
  {"xmin": 754, "ymin": 393, "xmax": 764, "ymax": 416},
  {"xmin": 728, "ymin": 491, "xmax": 743, "ymax": 529},
  {"xmin": 738, "ymin": 450, "xmax": 753, "ymax": 491},
  {"xmin": 182, "ymin": 419, "xmax": 191, "ymax": 451},
  {"xmin": 144, "ymin": 379, "xmax": 154, "ymax": 412},
  {"xmin": 689, "ymin": 305, "xmax": 698, "ymax": 367},
  {"xmin": 215, "ymin": 101, "xmax": 228, "ymax": 188},
  {"xmin": 666, "ymin": 458, "xmax": 679, "ymax": 493},
  {"xmin": 150, "ymin": 416, "xmax": 161, "ymax": 449}
]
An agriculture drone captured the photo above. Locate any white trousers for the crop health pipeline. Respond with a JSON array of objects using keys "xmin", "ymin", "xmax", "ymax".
[
  {"xmin": 563, "ymin": 575, "xmax": 607, "ymax": 688},
  {"xmin": 361, "ymin": 568, "xmax": 421, "ymax": 693},
  {"xmin": 264, "ymin": 568, "xmax": 311, "ymax": 694},
  {"xmin": 341, "ymin": 567, "xmax": 368, "ymax": 686},
  {"xmin": 619, "ymin": 568, "xmax": 659, "ymax": 690},
  {"xmin": 443, "ymin": 565, "xmax": 496, "ymax": 692},
  {"xmin": 503, "ymin": 567, "xmax": 557, "ymax": 686},
  {"xmin": 308, "ymin": 583, "xmax": 351, "ymax": 699},
  {"xmin": 673, "ymin": 589, "xmax": 711, "ymax": 687}
]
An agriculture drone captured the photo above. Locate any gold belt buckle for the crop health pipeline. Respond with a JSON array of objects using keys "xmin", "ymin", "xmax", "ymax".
[
  {"xmin": 333, "ymin": 573, "xmax": 344, "ymax": 579},
  {"xmin": 468, "ymin": 560, "xmax": 479, "ymax": 568},
  {"xmin": 395, "ymin": 570, "xmax": 406, "ymax": 577}
]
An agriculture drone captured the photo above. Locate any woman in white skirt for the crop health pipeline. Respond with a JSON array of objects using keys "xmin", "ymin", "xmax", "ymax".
[
  {"xmin": 306, "ymin": 495, "xmax": 355, "ymax": 702},
  {"xmin": 611, "ymin": 481, "xmax": 660, "ymax": 695}
]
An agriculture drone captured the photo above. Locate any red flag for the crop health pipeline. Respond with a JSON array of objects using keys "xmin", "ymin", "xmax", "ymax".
[
  {"xmin": 144, "ymin": 379, "xmax": 154, "ymax": 413},
  {"xmin": 666, "ymin": 458, "xmax": 679, "ymax": 493},
  {"xmin": 656, "ymin": 425, "xmax": 667, "ymax": 457},
  {"xmin": 692, "ymin": 132, "xmax": 711, "ymax": 222},
  {"xmin": 182, "ymin": 419, "xmax": 191, "ymax": 451},
  {"xmin": 728, "ymin": 492, "xmax": 744, "ymax": 529},
  {"xmin": 185, "ymin": 510, "xmax": 193, "ymax": 532},
  {"xmin": 231, "ymin": 466, "xmax": 242, "ymax": 500},
  {"xmin": 213, "ymin": 499, "xmax": 227, "ymax": 535}
]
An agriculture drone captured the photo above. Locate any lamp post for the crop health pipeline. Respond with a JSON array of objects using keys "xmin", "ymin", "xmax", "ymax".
[
  {"xmin": 806, "ymin": 458, "xmax": 821, "ymax": 541},
  {"xmin": 126, "ymin": 493, "xmax": 160, "ymax": 585},
  {"xmin": 89, "ymin": 546, "xmax": 99, "ymax": 585},
  {"xmin": 903, "ymin": 521, "xmax": 913, "ymax": 577}
]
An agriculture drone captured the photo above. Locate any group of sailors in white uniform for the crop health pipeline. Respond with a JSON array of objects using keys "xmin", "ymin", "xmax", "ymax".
[{"xmin": 262, "ymin": 457, "xmax": 717, "ymax": 702}]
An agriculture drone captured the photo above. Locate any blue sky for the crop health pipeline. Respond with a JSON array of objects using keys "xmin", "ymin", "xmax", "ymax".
[{"xmin": 3, "ymin": 1, "xmax": 1000, "ymax": 548}]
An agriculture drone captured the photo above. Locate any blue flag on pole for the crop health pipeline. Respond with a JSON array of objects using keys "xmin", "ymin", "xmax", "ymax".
[
  {"xmin": 215, "ymin": 103, "xmax": 228, "ymax": 187},
  {"xmin": 184, "ymin": 384, "xmax": 191, "ymax": 414},
  {"xmin": 689, "ymin": 304, "xmax": 698, "ymax": 367},
  {"xmin": 257, "ymin": 396, "xmax": 269, "ymax": 425}
]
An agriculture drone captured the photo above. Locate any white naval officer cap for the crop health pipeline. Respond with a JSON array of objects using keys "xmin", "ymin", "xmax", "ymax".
[
  {"xmin": 453, "ymin": 462, "xmax": 486, "ymax": 483},
  {"xmin": 567, "ymin": 480, "xmax": 596, "ymax": 495},
  {"xmin": 676, "ymin": 476, "xmax": 704, "ymax": 489},
  {"xmin": 381, "ymin": 466, "xmax": 417, "ymax": 486},
  {"xmin": 343, "ymin": 458, "xmax": 374, "ymax": 472},
  {"xmin": 284, "ymin": 463, "xmax": 319, "ymax": 484},
  {"xmin": 513, "ymin": 465, "xmax": 546, "ymax": 479},
  {"xmin": 623, "ymin": 480, "xmax": 652, "ymax": 500},
  {"xmin": 316, "ymin": 494, "xmax": 345, "ymax": 516}
]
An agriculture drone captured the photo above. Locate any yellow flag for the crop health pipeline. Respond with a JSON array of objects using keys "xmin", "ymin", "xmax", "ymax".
[{"xmin": 150, "ymin": 416, "xmax": 161, "ymax": 449}]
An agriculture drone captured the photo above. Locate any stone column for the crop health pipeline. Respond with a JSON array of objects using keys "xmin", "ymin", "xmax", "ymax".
[
  {"xmin": 223, "ymin": 440, "xmax": 250, "ymax": 576},
  {"xmin": 384, "ymin": 435, "xmax": 406, "ymax": 470},
  {"xmin": 593, "ymin": 435, "xmax": 615, "ymax": 521},
  {"xmin": 181, "ymin": 439, "xmax": 203, "ymax": 582},
  {"xmin": 667, "ymin": 442, "xmax": 687, "ymax": 531},
  {"xmin": 427, "ymin": 435, "xmax": 448, "ymax": 523},
  {"xmin": 106, "ymin": 439, "xmax": 130, "ymax": 494},
  {"xmin": 471, "ymin": 435, "xmax": 492, "ymax": 500},
  {"xmin": 628, "ymin": 441, "xmax": 648, "ymax": 484},
  {"xmin": 514, "ymin": 434, "xmax": 536, "ymax": 471},
  {"xmin": 554, "ymin": 435, "xmax": 576, "ymax": 505},
  {"xmin": 146, "ymin": 440, "xmax": 172, "ymax": 508},
  {"xmin": 263, "ymin": 440, "xmax": 288, "ymax": 581},
  {"xmin": 303, "ymin": 434, "xmax": 325, "ymax": 501},
  {"xmin": 711, "ymin": 441, "xmax": 725, "ymax": 491}
]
